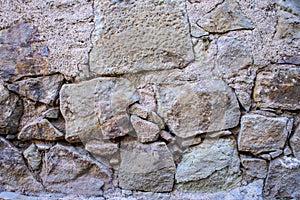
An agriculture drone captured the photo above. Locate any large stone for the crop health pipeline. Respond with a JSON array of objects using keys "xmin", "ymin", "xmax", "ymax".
[
  {"xmin": 264, "ymin": 156, "xmax": 300, "ymax": 199},
  {"xmin": 60, "ymin": 77, "xmax": 139, "ymax": 142},
  {"xmin": 175, "ymin": 137, "xmax": 241, "ymax": 192},
  {"xmin": 18, "ymin": 118, "xmax": 64, "ymax": 141},
  {"xmin": 23, "ymin": 144, "xmax": 42, "ymax": 170},
  {"xmin": 130, "ymin": 115, "xmax": 160, "ymax": 143},
  {"xmin": 0, "ymin": 83, "xmax": 23, "ymax": 135},
  {"xmin": 197, "ymin": 0, "xmax": 254, "ymax": 33},
  {"xmin": 40, "ymin": 144, "xmax": 112, "ymax": 196},
  {"xmin": 89, "ymin": 0, "xmax": 194, "ymax": 76},
  {"xmin": 290, "ymin": 125, "xmax": 300, "ymax": 160},
  {"xmin": 238, "ymin": 114, "xmax": 292, "ymax": 155},
  {"xmin": 8, "ymin": 74, "xmax": 64, "ymax": 105},
  {"xmin": 119, "ymin": 139, "xmax": 175, "ymax": 192},
  {"xmin": 254, "ymin": 66, "xmax": 300, "ymax": 110},
  {"xmin": 0, "ymin": 137, "xmax": 43, "ymax": 193},
  {"xmin": 156, "ymin": 79, "xmax": 240, "ymax": 138}
]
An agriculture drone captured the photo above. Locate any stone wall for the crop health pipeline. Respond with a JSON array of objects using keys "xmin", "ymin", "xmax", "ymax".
[{"xmin": 0, "ymin": 0, "xmax": 299, "ymax": 199}]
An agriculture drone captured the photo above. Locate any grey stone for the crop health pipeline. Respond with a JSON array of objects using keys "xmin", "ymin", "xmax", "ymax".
[
  {"xmin": 23, "ymin": 144, "xmax": 41, "ymax": 170},
  {"xmin": 238, "ymin": 114, "xmax": 292, "ymax": 155},
  {"xmin": 206, "ymin": 130, "xmax": 232, "ymax": 139},
  {"xmin": 175, "ymin": 135, "xmax": 202, "ymax": 148},
  {"xmin": 241, "ymin": 158, "xmax": 268, "ymax": 179},
  {"xmin": 128, "ymin": 103, "xmax": 148, "ymax": 119},
  {"xmin": 254, "ymin": 66, "xmax": 300, "ymax": 110},
  {"xmin": 156, "ymin": 79, "xmax": 240, "ymax": 138},
  {"xmin": 8, "ymin": 74, "xmax": 64, "ymax": 105},
  {"xmin": 119, "ymin": 139, "xmax": 175, "ymax": 192},
  {"xmin": 264, "ymin": 156, "xmax": 300, "ymax": 199},
  {"xmin": 176, "ymin": 137, "xmax": 241, "ymax": 192},
  {"xmin": 40, "ymin": 144, "xmax": 112, "ymax": 196},
  {"xmin": 90, "ymin": 0, "xmax": 194, "ymax": 76},
  {"xmin": 0, "ymin": 137, "xmax": 43, "ymax": 193},
  {"xmin": 0, "ymin": 83, "xmax": 23, "ymax": 135},
  {"xmin": 60, "ymin": 77, "xmax": 139, "ymax": 142},
  {"xmin": 42, "ymin": 108, "xmax": 60, "ymax": 119},
  {"xmin": 275, "ymin": 10, "xmax": 300, "ymax": 42},
  {"xmin": 160, "ymin": 130, "xmax": 176, "ymax": 143},
  {"xmin": 197, "ymin": 0, "xmax": 254, "ymax": 33},
  {"xmin": 147, "ymin": 111, "xmax": 165, "ymax": 130},
  {"xmin": 85, "ymin": 140, "xmax": 119, "ymax": 158},
  {"xmin": 130, "ymin": 115, "xmax": 160, "ymax": 143},
  {"xmin": 0, "ymin": 192, "xmax": 39, "ymax": 200},
  {"xmin": 291, "ymin": 125, "xmax": 300, "ymax": 160},
  {"xmin": 276, "ymin": 0, "xmax": 300, "ymax": 16},
  {"xmin": 18, "ymin": 118, "xmax": 64, "ymax": 141}
]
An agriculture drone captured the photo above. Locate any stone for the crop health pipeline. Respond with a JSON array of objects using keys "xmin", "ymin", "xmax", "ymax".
[
  {"xmin": 119, "ymin": 139, "xmax": 175, "ymax": 192},
  {"xmin": 147, "ymin": 111, "xmax": 165, "ymax": 130},
  {"xmin": 160, "ymin": 131, "xmax": 176, "ymax": 143},
  {"xmin": 241, "ymin": 158, "xmax": 268, "ymax": 179},
  {"xmin": 0, "ymin": 192, "xmax": 39, "ymax": 200},
  {"xmin": 254, "ymin": 66, "xmax": 300, "ymax": 110},
  {"xmin": 60, "ymin": 77, "xmax": 139, "ymax": 142},
  {"xmin": 290, "ymin": 125, "xmax": 300, "ymax": 160},
  {"xmin": 238, "ymin": 114, "xmax": 292, "ymax": 155},
  {"xmin": 264, "ymin": 156, "xmax": 300, "ymax": 199},
  {"xmin": 197, "ymin": 0, "xmax": 254, "ymax": 33},
  {"xmin": 130, "ymin": 115, "xmax": 160, "ymax": 143},
  {"xmin": 23, "ymin": 144, "xmax": 41, "ymax": 171},
  {"xmin": 156, "ymin": 79, "xmax": 240, "ymax": 138},
  {"xmin": 176, "ymin": 137, "xmax": 241, "ymax": 192},
  {"xmin": 18, "ymin": 118, "xmax": 64, "ymax": 141},
  {"xmin": 128, "ymin": 103, "xmax": 148, "ymax": 119},
  {"xmin": 85, "ymin": 140, "xmax": 119, "ymax": 158},
  {"xmin": 206, "ymin": 130, "xmax": 232, "ymax": 138},
  {"xmin": 176, "ymin": 135, "xmax": 202, "ymax": 148},
  {"xmin": 275, "ymin": 10, "xmax": 300, "ymax": 42},
  {"xmin": 0, "ymin": 83, "xmax": 23, "ymax": 135},
  {"xmin": 90, "ymin": 0, "xmax": 194, "ymax": 76},
  {"xmin": 278, "ymin": 55, "xmax": 300, "ymax": 65},
  {"xmin": 42, "ymin": 108, "xmax": 60, "ymax": 119},
  {"xmin": 8, "ymin": 74, "xmax": 64, "ymax": 105},
  {"xmin": 0, "ymin": 137, "xmax": 43, "ymax": 193},
  {"xmin": 137, "ymin": 85, "xmax": 157, "ymax": 112},
  {"xmin": 40, "ymin": 144, "xmax": 112, "ymax": 196}
]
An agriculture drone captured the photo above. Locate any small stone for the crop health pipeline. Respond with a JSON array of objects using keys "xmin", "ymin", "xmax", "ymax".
[
  {"xmin": 130, "ymin": 115, "xmax": 160, "ymax": 143},
  {"xmin": 290, "ymin": 125, "xmax": 300, "ymax": 160},
  {"xmin": 160, "ymin": 131, "xmax": 176, "ymax": 143},
  {"xmin": 241, "ymin": 158, "xmax": 268, "ymax": 179},
  {"xmin": 238, "ymin": 114, "xmax": 292, "ymax": 155},
  {"xmin": 35, "ymin": 143, "xmax": 53, "ymax": 151},
  {"xmin": 8, "ymin": 74, "xmax": 64, "ymax": 105},
  {"xmin": 23, "ymin": 144, "xmax": 41, "ymax": 170},
  {"xmin": 254, "ymin": 66, "xmax": 300, "ymax": 110},
  {"xmin": 264, "ymin": 156, "xmax": 300, "ymax": 198},
  {"xmin": 270, "ymin": 149, "xmax": 283, "ymax": 159},
  {"xmin": 259, "ymin": 154, "xmax": 271, "ymax": 161},
  {"xmin": 128, "ymin": 103, "xmax": 148, "ymax": 119},
  {"xmin": 137, "ymin": 85, "xmax": 157, "ymax": 112},
  {"xmin": 167, "ymin": 143, "xmax": 184, "ymax": 163},
  {"xmin": 147, "ymin": 111, "xmax": 165, "ymax": 130},
  {"xmin": 176, "ymin": 135, "xmax": 202, "ymax": 148},
  {"xmin": 284, "ymin": 146, "xmax": 293, "ymax": 156},
  {"xmin": 119, "ymin": 139, "xmax": 175, "ymax": 192},
  {"xmin": 18, "ymin": 118, "xmax": 64, "ymax": 141},
  {"xmin": 85, "ymin": 140, "xmax": 119, "ymax": 157},
  {"xmin": 42, "ymin": 108, "xmax": 60, "ymax": 119},
  {"xmin": 206, "ymin": 130, "xmax": 232, "ymax": 138}
]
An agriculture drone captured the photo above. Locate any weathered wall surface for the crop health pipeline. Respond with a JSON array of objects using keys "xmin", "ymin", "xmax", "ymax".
[{"xmin": 0, "ymin": 0, "xmax": 300, "ymax": 199}]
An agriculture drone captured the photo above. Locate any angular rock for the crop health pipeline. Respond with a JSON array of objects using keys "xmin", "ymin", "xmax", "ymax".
[
  {"xmin": 8, "ymin": 74, "xmax": 64, "ymax": 105},
  {"xmin": 156, "ymin": 79, "xmax": 240, "ymax": 138},
  {"xmin": 290, "ymin": 125, "xmax": 300, "ymax": 160},
  {"xmin": 0, "ymin": 137, "xmax": 43, "ymax": 193},
  {"xmin": 175, "ymin": 137, "xmax": 241, "ymax": 192},
  {"xmin": 119, "ymin": 139, "xmax": 175, "ymax": 192},
  {"xmin": 241, "ymin": 158, "xmax": 268, "ymax": 179},
  {"xmin": 254, "ymin": 66, "xmax": 300, "ymax": 110},
  {"xmin": 275, "ymin": 10, "xmax": 300, "ymax": 41},
  {"xmin": 147, "ymin": 111, "xmax": 165, "ymax": 130},
  {"xmin": 85, "ymin": 140, "xmax": 119, "ymax": 158},
  {"xmin": 137, "ymin": 85, "xmax": 157, "ymax": 112},
  {"xmin": 160, "ymin": 131, "xmax": 176, "ymax": 143},
  {"xmin": 42, "ymin": 108, "xmax": 60, "ymax": 119},
  {"xmin": 40, "ymin": 144, "xmax": 112, "ymax": 195},
  {"xmin": 206, "ymin": 130, "xmax": 232, "ymax": 138},
  {"xmin": 264, "ymin": 157, "xmax": 300, "ymax": 199},
  {"xmin": 175, "ymin": 135, "xmax": 202, "ymax": 148},
  {"xmin": 128, "ymin": 103, "xmax": 148, "ymax": 119},
  {"xmin": 18, "ymin": 118, "xmax": 64, "ymax": 141},
  {"xmin": 0, "ymin": 83, "xmax": 23, "ymax": 135},
  {"xmin": 197, "ymin": 0, "xmax": 254, "ymax": 33},
  {"xmin": 90, "ymin": 0, "xmax": 194, "ymax": 76},
  {"xmin": 131, "ymin": 115, "xmax": 160, "ymax": 143},
  {"xmin": 238, "ymin": 114, "xmax": 292, "ymax": 155},
  {"xmin": 23, "ymin": 144, "xmax": 41, "ymax": 170},
  {"xmin": 60, "ymin": 77, "xmax": 139, "ymax": 142}
]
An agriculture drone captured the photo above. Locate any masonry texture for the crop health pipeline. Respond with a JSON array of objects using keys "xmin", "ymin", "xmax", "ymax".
[{"xmin": 0, "ymin": 0, "xmax": 299, "ymax": 199}]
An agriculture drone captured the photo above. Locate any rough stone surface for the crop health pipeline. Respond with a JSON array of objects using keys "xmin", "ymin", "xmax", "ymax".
[
  {"xmin": 264, "ymin": 157, "xmax": 300, "ymax": 199},
  {"xmin": 90, "ymin": 0, "xmax": 194, "ymax": 76},
  {"xmin": 40, "ymin": 144, "xmax": 112, "ymax": 196},
  {"xmin": 176, "ymin": 137, "xmax": 241, "ymax": 192},
  {"xmin": 254, "ymin": 66, "xmax": 300, "ymax": 110},
  {"xmin": 60, "ymin": 77, "xmax": 139, "ymax": 142},
  {"xmin": 157, "ymin": 79, "xmax": 240, "ymax": 138},
  {"xmin": 18, "ymin": 118, "xmax": 64, "ymax": 141},
  {"xmin": 8, "ymin": 74, "xmax": 64, "ymax": 105},
  {"xmin": 23, "ymin": 144, "xmax": 41, "ymax": 170},
  {"xmin": 119, "ymin": 139, "xmax": 175, "ymax": 192},
  {"xmin": 291, "ymin": 125, "xmax": 300, "ymax": 160},
  {"xmin": 241, "ymin": 158, "xmax": 268, "ymax": 179},
  {"xmin": 0, "ymin": 137, "xmax": 43, "ymax": 193},
  {"xmin": 238, "ymin": 114, "xmax": 292, "ymax": 155},
  {"xmin": 130, "ymin": 115, "xmax": 160, "ymax": 143},
  {"xmin": 85, "ymin": 140, "xmax": 119, "ymax": 158},
  {"xmin": 0, "ymin": 83, "xmax": 23, "ymax": 135}
]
